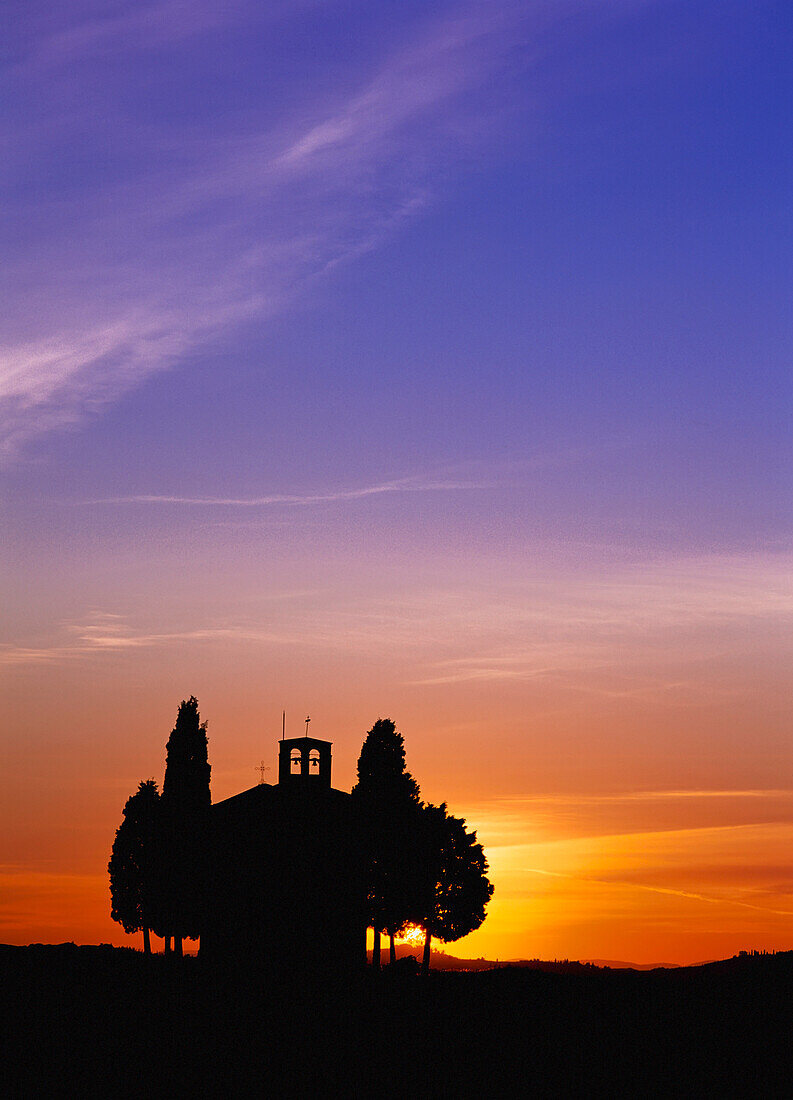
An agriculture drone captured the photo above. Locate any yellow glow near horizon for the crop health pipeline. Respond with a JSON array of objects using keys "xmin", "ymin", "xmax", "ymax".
[{"xmin": 396, "ymin": 925, "xmax": 425, "ymax": 946}]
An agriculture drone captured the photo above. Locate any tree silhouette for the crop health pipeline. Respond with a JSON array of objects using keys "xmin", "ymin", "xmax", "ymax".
[
  {"xmin": 159, "ymin": 696, "xmax": 211, "ymax": 957},
  {"xmin": 351, "ymin": 718, "xmax": 421, "ymax": 968},
  {"xmin": 416, "ymin": 802, "xmax": 493, "ymax": 976},
  {"xmin": 108, "ymin": 779, "xmax": 161, "ymax": 954}
]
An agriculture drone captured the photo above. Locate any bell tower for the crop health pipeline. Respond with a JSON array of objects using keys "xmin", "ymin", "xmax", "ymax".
[{"xmin": 278, "ymin": 736, "xmax": 332, "ymax": 789}]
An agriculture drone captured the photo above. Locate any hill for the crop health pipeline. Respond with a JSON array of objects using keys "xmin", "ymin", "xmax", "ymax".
[{"xmin": 3, "ymin": 944, "xmax": 792, "ymax": 1095}]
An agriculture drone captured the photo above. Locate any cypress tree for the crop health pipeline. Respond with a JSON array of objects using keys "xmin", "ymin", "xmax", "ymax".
[
  {"xmin": 352, "ymin": 718, "xmax": 421, "ymax": 968},
  {"xmin": 159, "ymin": 696, "xmax": 211, "ymax": 955}
]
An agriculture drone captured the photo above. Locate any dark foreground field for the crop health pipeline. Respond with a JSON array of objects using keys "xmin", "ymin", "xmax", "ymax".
[{"xmin": 3, "ymin": 945, "xmax": 792, "ymax": 1097}]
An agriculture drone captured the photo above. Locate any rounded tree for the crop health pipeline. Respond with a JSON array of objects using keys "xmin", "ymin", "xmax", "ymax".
[
  {"xmin": 108, "ymin": 779, "xmax": 161, "ymax": 954},
  {"xmin": 416, "ymin": 802, "xmax": 494, "ymax": 975}
]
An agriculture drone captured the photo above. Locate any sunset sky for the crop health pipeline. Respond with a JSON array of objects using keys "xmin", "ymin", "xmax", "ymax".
[{"xmin": 2, "ymin": 0, "xmax": 791, "ymax": 964}]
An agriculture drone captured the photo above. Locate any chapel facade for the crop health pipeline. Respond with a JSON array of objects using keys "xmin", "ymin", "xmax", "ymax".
[{"xmin": 201, "ymin": 735, "xmax": 366, "ymax": 973}]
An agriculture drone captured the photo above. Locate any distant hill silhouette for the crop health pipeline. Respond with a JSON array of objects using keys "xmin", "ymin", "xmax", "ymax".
[
  {"xmin": 383, "ymin": 943, "xmax": 707, "ymax": 972},
  {"xmin": 581, "ymin": 958, "xmax": 685, "ymax": 969}
]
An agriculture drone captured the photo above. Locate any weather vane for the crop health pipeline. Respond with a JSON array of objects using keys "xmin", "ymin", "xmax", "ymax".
[{"xmin": 305, "ymin": 715, "xmax": 311, "ymax": 736}]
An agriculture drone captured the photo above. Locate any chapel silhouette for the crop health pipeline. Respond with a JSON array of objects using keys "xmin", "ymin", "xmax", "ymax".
[{"xmin": 201, "ymin": 734, "xmax": 366, "ymax": 971}]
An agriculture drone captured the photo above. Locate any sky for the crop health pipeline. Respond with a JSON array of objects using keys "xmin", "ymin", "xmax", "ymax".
[{"xmin": 1, "ymin": 0, "xmax": 791, "ymax": 964}]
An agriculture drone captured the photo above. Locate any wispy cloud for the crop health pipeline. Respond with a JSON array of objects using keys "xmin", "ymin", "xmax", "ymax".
[
  {"xmin": 5, "ymin": 550, "xmax": 791, "ymax": 675},
  {"xmin": 9, "ymin": 1, "xmax": 324, "ymax": 77},
  {"xmin": 524, "ymin": 866, "xmax": 793, "ymax": 918},
  {"xmin": 0, "ymin": 611, "xmax": 294, "ymax": 667},
  {"xmin": 1, "ymin": 2, "xmax": 531, "ymax": 459},
  {"xmin": 83, "ymin": 475, "xmax": 487, "ymax": 507},
  {"xmin": 491, "ymin": 789, "xmax": 793, "ymax": 805},
  {"xmin": 410, "ymin": 552, "xmax": 793, "ymax": 685},
  {"xmin": 0, "ymin": 599, "xmax": 446, "ymax": 666},
  {"xmin": 16, "ymin": 1, "xmax": 243, "ymax": 70}
]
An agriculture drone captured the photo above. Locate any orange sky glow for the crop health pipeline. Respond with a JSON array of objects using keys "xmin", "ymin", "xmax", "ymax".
[{"xmin": 2, "ymin": 538, "xmax": 790, "ymax": 965}]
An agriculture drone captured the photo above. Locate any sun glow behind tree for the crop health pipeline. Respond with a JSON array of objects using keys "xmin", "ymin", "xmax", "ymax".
[{"xmin": 397, "ymin": 925, "xmax": 426, "ymax": 947}]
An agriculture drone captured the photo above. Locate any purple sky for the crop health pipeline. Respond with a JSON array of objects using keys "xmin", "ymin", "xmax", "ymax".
[{"xmin": 3, "ymin": 0, "xmax": 789, "ymax": 514}]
